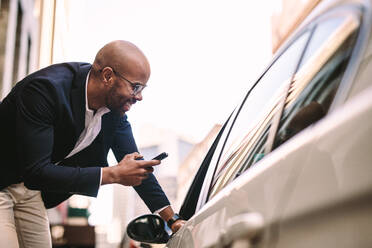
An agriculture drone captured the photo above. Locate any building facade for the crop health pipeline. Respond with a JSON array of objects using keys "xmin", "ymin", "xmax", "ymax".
[
  {"xmin": 271, "ymin": 0, "xmax": 322, "ymax": 53},
  {"xmin": 0, "ymin": 0, "xmax": 44, "ymax": 99}
]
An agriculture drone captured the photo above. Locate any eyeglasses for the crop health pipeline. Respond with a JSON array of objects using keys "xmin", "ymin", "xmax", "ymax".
[{"xmin": 100, "ymin": 67, "xmax": 146, "ymax": 96}]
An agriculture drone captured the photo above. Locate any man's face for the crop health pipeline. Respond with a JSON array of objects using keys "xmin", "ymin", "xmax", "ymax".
[{"xmin": 105, "ymin": 75, "xmax": 143, "ymax": 116}]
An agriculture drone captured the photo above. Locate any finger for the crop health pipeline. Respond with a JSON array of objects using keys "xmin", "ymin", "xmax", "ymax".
[
  {"xmin": 134, "ymin": 153, "xmax": 144, "ymax": 160},
  {"xmin": 137, "ymin": 159, "xmax": 160, "ymax": 168},
  {"xmin": 122, "ymin": 153, "xmax": 134, "ymax": 161},
  {"xmin": 145, "ymin": 167, "xmax": 154, "ymax": 173},
  {"xmin": 138, "ymin": 174, "xmax": 148, "ymax": 181},
  {"xmin": 172, "ymin": 220, "xmax": 186, "ymax": 233},
  {"xmin": 136, "ymin": 168, "xmax": 150, "ymax": 176},
  {"xmin": 126, "ymin": 152, "xmax": 140, "ymax": 159},
  {"xmin": 133, "ymin": 180, "xmax": 142, "ymax": 186}
]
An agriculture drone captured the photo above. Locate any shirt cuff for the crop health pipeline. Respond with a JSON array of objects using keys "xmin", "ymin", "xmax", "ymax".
[
  {"xmin": 153, "ymin": 205, "xmax": 170, "ymax": 214},
  {"xmin": 99, "ymin": 168, "xmax": 103, "ymax": 185}
]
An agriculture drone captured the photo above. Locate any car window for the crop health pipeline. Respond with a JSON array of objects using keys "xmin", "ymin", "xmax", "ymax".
[
  {"xmin": 207, "ymin": 7, "xmax": 361, "ymax": 200},
  {"xmin": 273, "ymin": 11, "xmax": 361, "ymax": 149},
  {"xmin": 207, "ymin": 30, "xmax": 311, "ymax": 199}
]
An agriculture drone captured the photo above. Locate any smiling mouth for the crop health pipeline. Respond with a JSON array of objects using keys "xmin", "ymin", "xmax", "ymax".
[
  {"xmin": 123, "ymin": 102, "xmax": 131, "ymax": 111},
  {"xmin": 119, "ymin": 97, "xmax": 137, "ymax": 114}
]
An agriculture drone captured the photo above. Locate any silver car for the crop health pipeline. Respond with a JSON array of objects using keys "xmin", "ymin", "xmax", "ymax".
[{"xmin": 127, "ymin": 0, "xmax": 372, "ymax": 247}]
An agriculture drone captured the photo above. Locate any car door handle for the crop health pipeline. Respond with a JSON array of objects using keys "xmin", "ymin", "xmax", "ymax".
[{"xmin": 220, "ymin": 212, "xmax": 264, "ymax": 248}]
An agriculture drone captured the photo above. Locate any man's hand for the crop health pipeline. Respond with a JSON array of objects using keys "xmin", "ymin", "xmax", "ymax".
[
  {"xmin": 101, "ymin": 152, "xmax": 160, "ymax": 186},
  {"xmin": 170, "ymin": 219, "xmax": 186, "ymax": 233},
  {"xmin": 159, "ymin": 206, "xmax": 186, "ymax": 233}
]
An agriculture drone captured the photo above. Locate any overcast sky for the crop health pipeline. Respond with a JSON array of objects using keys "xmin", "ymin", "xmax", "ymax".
[{"xmin": 54, "ymin": 0, "xmax": 276, "ymax": 142}]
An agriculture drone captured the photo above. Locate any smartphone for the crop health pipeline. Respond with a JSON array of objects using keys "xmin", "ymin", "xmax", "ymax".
[{"xmin": 152, "ymin": 152, "xmax": 168, "ymax": 161}]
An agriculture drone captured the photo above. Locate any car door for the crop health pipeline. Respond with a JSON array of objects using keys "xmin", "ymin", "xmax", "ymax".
[
  {"xmin": 169, "ymin": 25, "xmax": 313, "ymax": 248},
  {"xmin": 171, "ymin": 2, "xmax": 370, "ymax": 248},
  {"xmin": 273, "ymin": 2, "xmax": 372, "ymax": 247}
]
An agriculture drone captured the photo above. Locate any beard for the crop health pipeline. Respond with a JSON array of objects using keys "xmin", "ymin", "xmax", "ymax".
[{"xmin": 106, "ymin": 84, "xmax": 136, "ymax": 116}]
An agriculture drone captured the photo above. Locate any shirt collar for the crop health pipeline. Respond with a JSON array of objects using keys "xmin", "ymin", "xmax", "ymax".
[{"xmin": 85, "ymin": 70, "xmax": 110, "ymax": 117}]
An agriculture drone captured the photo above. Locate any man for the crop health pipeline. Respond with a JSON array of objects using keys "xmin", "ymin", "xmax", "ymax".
[{"xmin": 0, "ymin": 40, "xmax": 184, "ymax": 248}]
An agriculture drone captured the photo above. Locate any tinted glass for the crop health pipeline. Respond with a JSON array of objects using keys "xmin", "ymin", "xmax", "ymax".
[
  {"xmin": 273, "ymin": 13, "xmax": 360, "ymax": 149},
  {"xmin": 298, "ymin": 16, "xmax": 345, "ymax": 69},
  {"xmin": 208, "ymin": 31, "xmax": 311, "ymax": 199},
  {"xmin": 194, "ymin": 108, "xmax": 239, "ymax": 210}
]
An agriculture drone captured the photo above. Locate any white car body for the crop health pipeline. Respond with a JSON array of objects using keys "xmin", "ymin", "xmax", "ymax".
[{"xmin": 166, "ymin": 0, "xmax": 372, "ymax": 247}]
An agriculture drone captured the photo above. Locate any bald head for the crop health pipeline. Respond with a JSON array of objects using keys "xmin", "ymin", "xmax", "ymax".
[
  {"xmin": 92, "ymin": 40, "xmax": 150, "ymax": 82},
  {"xmin": 87, "ymin": 40, "xmax": 151, "ymax": 113}
]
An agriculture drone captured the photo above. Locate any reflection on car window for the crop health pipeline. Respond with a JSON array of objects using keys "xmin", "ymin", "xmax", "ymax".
[
  {"xmin": 207, "ymin": 31, "xmax": 311, "ymax": 199},
  {"xmin": 298, "ymin": 16, "xmax": 345, "ymax": 69},
  {"xmin": 274, "ymin": 13, "xmax": 360, "ymax": 149}
]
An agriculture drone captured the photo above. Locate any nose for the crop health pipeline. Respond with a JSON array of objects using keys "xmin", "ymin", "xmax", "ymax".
[{"xmin": 134, "ymin": 92, "xmax": 143, "ymax": 101}]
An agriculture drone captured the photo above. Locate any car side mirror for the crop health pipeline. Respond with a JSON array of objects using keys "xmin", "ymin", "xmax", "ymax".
[{"xmin": 126, "ymin": 214, "xmax": 170, "ymax": 244}]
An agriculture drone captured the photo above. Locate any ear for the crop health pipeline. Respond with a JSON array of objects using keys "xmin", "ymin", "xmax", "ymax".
[{"xmin": 101, "ymin": 67, "xmax": 114, "ymax": 85}]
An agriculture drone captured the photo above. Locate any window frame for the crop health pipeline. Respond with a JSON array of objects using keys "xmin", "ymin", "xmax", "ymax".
[
  {"xmin": 197, "ymin": 27, "xmax": 314, "ymax": 207},
  {"xmin": 178, "ymin": 1, "xmax": 370, "ymax": 219},
  {"xmin": 204, "ymin": 3, "xmax": 366, "ymax": 208},
  {"xmin": 178, "ymin": 111, "xmax": 233, "ymax": 220},
  {"xmin": 329, "ymin": 1, "xmax": 372, "ymax": 109}
]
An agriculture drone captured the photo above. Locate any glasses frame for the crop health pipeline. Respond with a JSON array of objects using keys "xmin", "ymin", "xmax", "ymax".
[{"xmin": 99, "ymin": 67, "xmax": 146, "ymax": 96}]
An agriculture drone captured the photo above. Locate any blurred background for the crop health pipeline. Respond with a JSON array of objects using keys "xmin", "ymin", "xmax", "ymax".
[{"xmin": 0, "ymin": 0, "xmax": 319, "ymax": 247}]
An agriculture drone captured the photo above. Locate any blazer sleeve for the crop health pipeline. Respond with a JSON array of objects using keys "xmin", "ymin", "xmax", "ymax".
[
  {"xmin": 111, "ymin": 115, "xmax": 170, "ymax": 213},
  {"xmin": 16, "ymin": 81, "xmax": 101, "ymax": 197}
]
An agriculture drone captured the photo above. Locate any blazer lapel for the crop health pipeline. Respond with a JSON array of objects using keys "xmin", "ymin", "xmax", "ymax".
[{"xmin": 70, "ymin": 63, "xmax": 91, "ymax": 138}]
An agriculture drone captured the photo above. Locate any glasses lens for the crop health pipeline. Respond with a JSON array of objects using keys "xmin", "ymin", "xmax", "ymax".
[
  {"xmin": 113, "ymin": 68, "xmax": 145, "ymax": 95},
  {"xmin": 133, "ymin": 84, "xmax": 145, "ymax": 95}
]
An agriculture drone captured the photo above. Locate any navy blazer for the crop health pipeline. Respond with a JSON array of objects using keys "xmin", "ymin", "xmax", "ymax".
[{"xmin": 0, "ymin": 62, "xmax": 169, "ymax": 210}]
